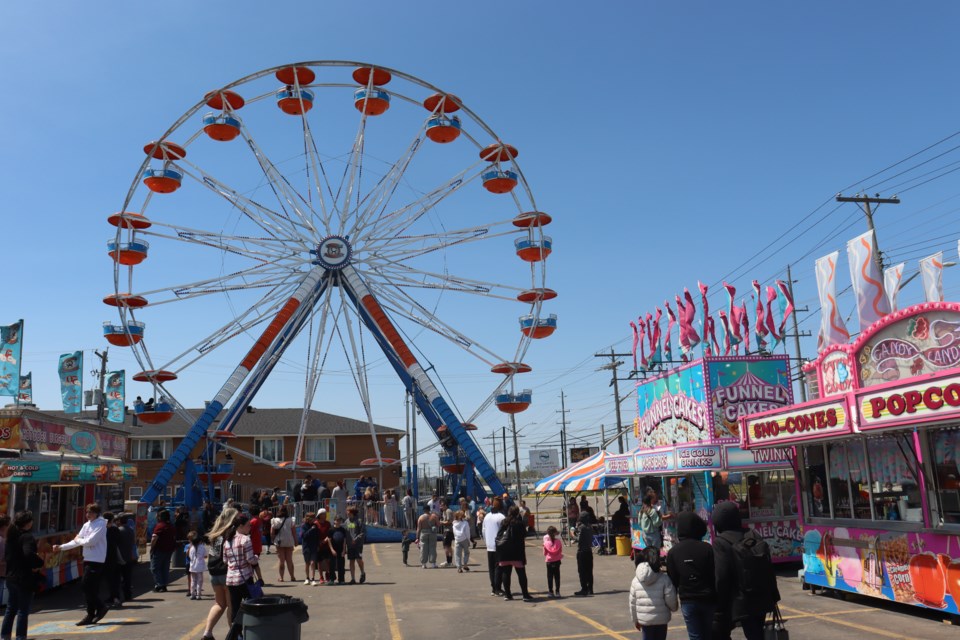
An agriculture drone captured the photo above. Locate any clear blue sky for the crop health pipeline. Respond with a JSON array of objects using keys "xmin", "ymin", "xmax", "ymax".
[{"xmin": 4, "ymin": 2, "xmax": 960, "ymax": 473}]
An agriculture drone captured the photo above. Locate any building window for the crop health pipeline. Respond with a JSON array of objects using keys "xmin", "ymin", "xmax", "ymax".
[
  {"xmin": 255, "ymin": 438, "xmax": 283, "ymax": 462},
  {"xmin": 305, "ymin": 438, "xmax": 335, "ymax": 462},
  {"xmin": 131, "ymin": 439, "xmax": 168, "ymax": 460},
  {"xmin": 129, "ymin": 486, "xmax": 143, "ymax": 501}
]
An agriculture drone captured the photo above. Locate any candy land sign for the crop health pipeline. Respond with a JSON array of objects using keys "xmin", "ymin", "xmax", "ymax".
[
  {"xmin": 706, "ymin": 357, "xmax": 792, "ymax": 441},
  {"xmin": 858, "ymin": 308, "xmax": 960, "ymax": 387},
  {"xmin": 635, "ymin": 362, "xmax": 708, "ymax": 448}
]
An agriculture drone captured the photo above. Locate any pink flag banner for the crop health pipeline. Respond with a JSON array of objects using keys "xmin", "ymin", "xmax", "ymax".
[
  {"xmin": 846, "ymin": 230, "xmax": 890, "ymax": 331},
  {"xmin": 630, "ymin": 321, "xmax": 640, "ymax": 372},
  {"xmin": 815, "ymin": 251, "xmax": 850, "ymax": 350},
  {"xmin": 764, "ymin": 285, "xmax": 782, "ymax": 345},
  {"xmin": 638, "ymin": 318, "xmax": 649, "ymax": 369},
  {"xmin": 707, "ymin": 316, "xmax": 720, "ymax": 356},
  {"xmin": 920, "ymin": 252, "xmax": 944, "ymax": 303},
  {"xmin": 775, "ymin": 279, "xmax": 795, "ymax": 339},
  {"xmin": 723, "ymin": 282, "xmax": 743, "ymax": 347},
  {"xmin": 740, "ymin": 301, "xmax": 751, "ymax": 353},
  {"xmin": 647, "ymin": 309, "xmax": 663, "ymax": 367},
  {"xmin": 753, "ymin": 280, "xmax": 768, "ymax": 351},
  {"xmin": 883, "ymin": 263, "xmax": 905, "ymax": 312},
  {"xmin": 676, "ymin": 289, "xmax": 701, "ymax": 360},
  {"xmin": 718, "ymin": 311, "xmax": 732, "ymax": 355},
  {"xmin": 663, "ymin": 301, "xmax": 676, "ymax": 362}
]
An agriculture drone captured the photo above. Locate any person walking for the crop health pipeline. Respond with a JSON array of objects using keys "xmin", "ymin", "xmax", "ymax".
[
  {"xmin": 415, "ymin": 504, "xmax": 439, "ymax": 569},
  {"xmin": 147, "ymin": 509, "xmax": 177, "ymax": 592},
  {"xmin": 188, "ymin": 531, "xmax": 208, "ymax": 600},
  {"xmin": 666, "ymin": 512, "xmax": 716, "ymax": 640},
  {"xmin": 630, "ymin": 547, "xmax": 678, "ymax": 640},
  {"xmin": 543, "ymin": 525, "xmax": 563, "ymax": 597},
  {"xmin": 401, "ymin": 489, "xmax": 415, "ymax": 530},
  {"xmin": 712, "ymin": 502, "xmax": 779, "ymax": 640},
  {"xmin": 452, "ymin": 510, "xmax": 471, "ymax": 573},
  {"xmin": 102, "ymin": 512, "xmax": 123, "ymax": 607},
  {"xmin": 223, "ymin": 515, "xmax": 260, "ymax": 627},
  {"xmin": 572, "ymin": 512, "xmax": 594, "ymax": 597},
  {"xmin": 258, "ymin": 510, "xmax": 272, "ymax": 554},
  {"xmin": 53, "ymin": 503, "xmax": 109, "ymax": 625},
  {"xmin": 200, "ymin": 507, "xmax": 238, "ymax": 640},
  {"xmin": 331, "ymin": 480, "xmax": 347, "ymax": 521},
  {"xmin": 116, "ymin": 514, "xmax": 137, "ymax": 604},
  {"xmin": 248, "ymin": 506, "xmax": 263, "ymax": 558},
  {"xmin": 496, "ymin": 505, "xmax": 533, "ymax": 602},
  {"xmin": 481, "ymin": 497, "xmax": 506, "ymax": 595},
  {"xmin": 1, "ymin": 511, "xmax": 42, "ymax": 640},
  {"xmin": 639, "ymin": 494, "xmax": 663, "ymax": 561},
  {"xmin": 440, "ymin": 499, "xmax": 455, "ymax": 567},
  {"xmin": 270, "ymin": 506, "xmax": 297, "ymax": 582},
  {"xmin": 344, "ymin": 506, "xmax": 367, "ymax": 584}
]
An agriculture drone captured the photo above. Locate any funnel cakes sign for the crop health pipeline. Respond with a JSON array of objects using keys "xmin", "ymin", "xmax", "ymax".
[
  {"xmin": 705, "ymin": 357, "xmax": 793, "ymax": 440},
  {"xmin": 635, "ymin": 362, "xmax": 708, "ymax": 448}
]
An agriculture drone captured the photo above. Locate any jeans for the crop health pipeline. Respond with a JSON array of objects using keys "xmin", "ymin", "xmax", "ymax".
[
  {"xmin": 681, "ymin": 601, "xmax": 716, "ymax": 640},
  {"xmin": 499, "ymin": 564, "xmax": 530, "ymax": 597},
  {"xmin": 0, "ymin": 582, "xmax": 32, "ymax": 640},
  {"xmin": 641, "ymin": 625, "xmax": 668, "ymax": 640},
  {"xmin": 455, "ymin": 540, "xmax": 470, "ymax": 568},
  {"xmin": 546, "ymin": 560, "xmax": 561, "ymax": 593},
  {"xmin": 487, "ymin": 551, "xmax": 502, "ymax": 593},
  {"xmin": 740, "ymin": 614, "xmax": 766, "ymax": 640},
  {"xmin": 81, "ymin": 562, "xmax": 105, "ymax": 616},
  {"xmin": 151, "ymin": 550, "xmax": 173, "ymax": 588}
]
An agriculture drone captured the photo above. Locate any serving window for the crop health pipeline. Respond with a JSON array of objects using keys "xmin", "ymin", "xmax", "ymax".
[
  {"xmin": 928, "ymin": 427, "xmax": 960, "ymax": 526},
  {"xmin": 13, "ymin": 484, "xmax": 84, "ymax": 536},
  {"xmin": 713, "ymin": 469, "xmax": 797, "ymax": 520}
]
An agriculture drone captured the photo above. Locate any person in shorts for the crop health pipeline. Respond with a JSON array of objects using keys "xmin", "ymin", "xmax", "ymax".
[
  {"xmin": 330, "ymin": 516, "xmax": 349, "ymax": 584},
  {"xmin": 344, "ymin": 506, "xmax": 366, "ymax": 584},
  {"xmin": 299, "ymin": 513, "xmax": 320, "ymax": 585},
  {"xmin": 314, "ymin": 509, "xmax": 334, "ymax": 584}
]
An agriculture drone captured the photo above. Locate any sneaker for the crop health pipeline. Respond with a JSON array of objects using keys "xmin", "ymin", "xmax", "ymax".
[
  {"xmin": 303, "ymin": 579, "xmax": 311, "ymax": 585},
  {"xmin": 573, "ymin": 590, "xmax": 588, "ymax": 597},
  {"xmin": 431, "ymin": 563, "xmax": 438, "ymax": 569},
  {"xmin": 548, "ymin": 591, "xmax": 555, "ymax": 597},
  {"xmin": 349, "ymin": 579, "xmax": 356, "ymax": 585},
  {"xmin": 421, "ymin": 564, "xmax": 427, "ymax": 569},
  {"xmin": 359, "ymin": 572, "xmax": 366, "ymax": 584},
  {"xmin": 457, "ymin": 568, "xmax": 463, "ymax": 573},
  {"xmin": 522, "ymin": 595, "xmax": 534, "ymax": 602},
  {"xmin": 92, "ymin": 608, "xmax": 108, "ymax": 624},
  {"xmin": 309, "ymin": 580, "xmax": 318, "ymax": 586},
  {"xmin": 503, "ymin": 594, "xmax": 514, "ymax": 601},
  {"xmin": 463, "ymin": 566, "xmax": 470, "ymax": 571},
  {"xmin": 76, "ymin": 615, "xmax": 94, "ymax": 626}
]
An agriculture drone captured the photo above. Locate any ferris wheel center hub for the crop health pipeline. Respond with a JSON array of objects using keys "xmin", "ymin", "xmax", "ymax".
[{"xmin": 315, "ymin": 235, "xmax": 352, "ymax": 270}]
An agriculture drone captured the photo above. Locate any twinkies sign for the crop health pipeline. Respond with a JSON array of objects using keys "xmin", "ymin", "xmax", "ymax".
[
  {"xmin": 675, "ymin": 445, "xmax": 722, "ymax": 471},
  {"xmin": 858, "ymin": 371, "xmax": 960, "ymax": 431},
  {"xmin": 741, "ymin": 397, "xmax": 852, "ymax": 449}
]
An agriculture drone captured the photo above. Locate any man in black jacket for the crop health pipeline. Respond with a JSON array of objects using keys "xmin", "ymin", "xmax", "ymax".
[
  {"xmin": 572, "ymin": 512, "xmax": 594, "ymax": 596},
  {"xmin": 666, "ymin": 511, "xmax": 716, "ymax": 640},
  {"xmin": 712, "ymin": 502, "xmax": 779, "ymax": 640}
]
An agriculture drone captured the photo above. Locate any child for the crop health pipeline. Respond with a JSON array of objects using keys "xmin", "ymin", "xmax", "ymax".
[
  {"xmin": 187, "ymin": 531, "xmax": 208, "ymax": 600},
  {"xmin": 451, "ymin": 511, "xmax": 471, "ymax": 573},
  {"xmin": 543, "ymin": 525, "xmax": 563, "ymax": 597},
  {"xmin": 400, "ymin": 530, "xmax": 413, "ymax": 566},
  {"xmin": 300, "ymin": 513, "xmax": 319, "ymax": 585},
  {"xmin": 629, "ymin": 547, "xmax": 678, "ymax": 640},
  {"xmin": 259, "ymin": 510, "xmax": 273, "ymax": 554},
  {"xmin": 329, "ymin": 516, "xmax": 348, "ymax": 584}
]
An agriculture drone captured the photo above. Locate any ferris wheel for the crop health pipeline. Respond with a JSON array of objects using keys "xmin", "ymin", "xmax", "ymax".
[{"xmin": 103, "ymin": 61, "xmax": 557, "ymax": 503}]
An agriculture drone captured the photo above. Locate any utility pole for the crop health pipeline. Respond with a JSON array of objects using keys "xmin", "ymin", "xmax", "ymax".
[
  {"xmin": 835, "ymin": 193, "xmax": 900, "ymax": 270},
  {"xmin": 93, "ymin": 348, "xmax": 109, "ymax": 424},
  {"xmin": 596, "ymin": 349, "xmax": 626, "ymax": 453},
  {"xmin": 502, "ymin": 427, "xmax": 508, "ymax": 481},
  {"xmin": 785, "ymin": 264, "xmax": 811, "ymax": 401},
  {"xmin": 412, "ymin": 390, "xmax": 419, "ymax": 501},
  {"xmin": 557, "ymin": 391, "xmax": 570, "ymax": 467},
  {"xmin": 483, "ymin": 433, "xmax": 499, "ymax": 473}
]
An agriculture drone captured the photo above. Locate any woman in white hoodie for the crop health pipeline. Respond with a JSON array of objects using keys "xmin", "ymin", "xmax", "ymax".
[{"xmin": 629, "ymin": 547, "xmax": 678, "ymax": 640}]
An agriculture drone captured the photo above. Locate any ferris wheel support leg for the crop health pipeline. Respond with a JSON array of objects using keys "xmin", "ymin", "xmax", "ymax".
[
  {"xmin": 339, "ymin": 266, "xmax": 506, "ymax": 499},
  {"xmin": 140, "ymin": 268, "xmax": 326, "ymax": 506}
]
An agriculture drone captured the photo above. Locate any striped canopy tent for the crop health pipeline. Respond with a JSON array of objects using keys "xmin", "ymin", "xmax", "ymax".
[{"xmin": 534, "ymin": 451, "xmax": 626, "ymax": 493}]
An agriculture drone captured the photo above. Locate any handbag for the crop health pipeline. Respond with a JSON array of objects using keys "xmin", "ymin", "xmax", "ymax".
[
  {"xmin": 763, "ymin": 604, "xmax": 789, "ymax": 640},
  {"xmin": 246, "ymin": 577, "xmax": 264, "ymax": 599}
]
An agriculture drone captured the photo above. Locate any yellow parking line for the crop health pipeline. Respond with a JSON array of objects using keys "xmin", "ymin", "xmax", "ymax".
[
  {"xmin": 372, "ymin": 543, "xmax": 382, "ymax": 567},
  {"xmin": 551, "ymin": 603, "xmax": 633, "ymax": 640},
  {"xmin": 179, "ymin": 620, "xmax": 207, "ymax": 640},
  {"xmin": 779, "ymin": 604, "xmax": 912, "ymax": 639},
  {"xmin": 384, "ymin": 593, "xmax": 402, "ymax": 640}
]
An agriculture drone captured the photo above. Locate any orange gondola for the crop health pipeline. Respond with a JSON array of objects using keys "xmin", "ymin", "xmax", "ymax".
[
  {"xmin": 103, "ymin": 293, "xmax": 149, "ymax": 308},
  {"xmin": 425, "ymin": 115, "xmax": 462, "ymax": 143},
  {"xmin": 354, "ymin": 87, "xmax": 390, "ymax": 115},
  {"xmin": 520, "ymin": 313, "xmax": 558, "ymax": 339},
  {"xmin": 517, "ymin": 288, "xmax": 558, "ymax": 303},
  {"xmin": 443, "ymin": 463, "xmax": 466, "ymax": 474},
  {"xmin": 276, "ymin": 87, "xmax": 314, "ymax": 115},
  {"xmin": 461, "ymin": 423, "xmax": 478, "ymax": 431},
  {"xmin": 360, "ymin": 457, "xmax": 399, "ymax": 466},
  {"xmin": 203, "ymin": 113, "xmax": 241, "ymax": 141},
  {"xmin": 353, "ymin": 67, "xmax": 392, "ymax": 86},
  {"xmin": 512, "ymin": 211, "xmax": 552, "ymax": 228},
  {"xmin": 132, "ymin": 370, "xmax": 177, "ymax": 383},
  {"xmin": 490, "ymin": 362, "xmax": 532, "ymax": 375},
  {"xmin": 137, "ymin": 407, "xmax": 174, "ymax": 425},
  {"xmin": 212, "ymin": 430, "xmax": 237, "ymax": 439},
  {"xmin": 279, "ymin": 460, "xmax": 317, "ymax": 469},
  {"xmin": 479, "ymin": 143, "xmax": 518, "ymax": 162},
  {"xmin": 107, "ymin": 239, "xmax": 149, "ymax": 265},
  {"xmin": 204, "ymin": 90, "xmax": 245, "ymax": 110},
  {"xmin": 496, "ymin": 390, "xmax": 532, "ymax": 414},
  {"xmin": 103, "ymin": 321, "xmax": 144, "ymax": 347},
  {"xmin": 515, "ymin": 237, "xmax": 552, "ymax": 262},
  {"xmin": 276, "ymin": 66, "xmax": 315, "ymax": 85},
  {"xmin": 143, "ymin": 168, "xmax": 183, "ymax": 194},
  {"xmin": 481, "ymin": 168, "xmax": 518, "ymax": 194},
  {"xmin": 423, "ymin": 93, "xmax": 461, "ymax": 113},
  {"xmin": 143, "ymin": 140, "xmax": 186, "ymax": 160},
  {"xmin": 107, "ymin": 211, "xmax": 152, "ymax": 230}
]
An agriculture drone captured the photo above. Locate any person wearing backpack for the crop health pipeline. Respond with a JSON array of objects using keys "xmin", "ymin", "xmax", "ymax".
[
  {"xmin": 630, "ymin": 547, "xmax": 678, "ymax": 640},
  {"xmin": 666, "ymin": 512, "xmax": 716, "ymax": 640},
  {"xmin": 711, "ymin": 502, "xmax": 780, "ymax": 640}
]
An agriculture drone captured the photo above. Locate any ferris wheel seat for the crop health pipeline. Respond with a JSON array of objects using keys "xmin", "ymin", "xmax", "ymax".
[
  {"xmin": 276, "ymin": 66, "xmax": 316, "ymax": 85},
  {"xmin": 143, "ymin": 140, "xmax": 187, "ymax": 160},
  {"xmin": 103, "ymin": 293, "xmax": 149, "ymax": 308},
  {"xmin": 479, "ymin": 143, "xmax": 519, "ymax": 162},
  {"xmin": 142, "ymin": 168, "xmax": 182, "ymax": 194},
  {"xmin": 107, "ymin": 211, "xmax": 152, "ymax": 229},
  {"xmin": 276, "ymin": 88, "xmax": 315, "ymax": 115},
  {"xmin": 517, "ymin": 288, "xmax": 557, "ymax": 303},
  {"xmin": 515, "ymin": 237, "xmax": 553, "ymax": 262},
  {"xmin": 202, "ymin": 113, "xmax": 242, "ymax": 141},
  {"xmin": 132, "ymin": 369, "xmax": 177, "ymax": 383},
  {"xmin": 481, "ymin": 169, "xmax": 518, "ymax": 194},
  {"xmin": 103, "ymin": 321, "xmax": 145, "ymax": 346},
  {"xmin": 512, "ymin": 211, "xmax": 552, "ymax": 228},
  {"xmin": 354, "ymin": 88, "xmax": 391, "ymax": 115},
  {"xmin": 107, "ymin": 239, "xmax": 150, "ymax": 265},
  {"xmin": 496, "ymin": 390, "xmax": 533, "ymax": 414},
  {"xmin": 353, "ymin": 67, "xmax": 392, "ymax": 86},
  {"xmin": 461, "ymin": 422, "xmax": 478, "ymax": 431},
  {"xmin": 442, "ymin": 464, "xmax": 466, "ymax": 474},
  {"xmin": 425, "ymin": 115, "xmax": 462, "ymax": 143},
  {"xmin": 491, "ymin": 362, "xmax": 532, "ymax": 375},
  {"xmin": 423, "ymin": 92, "xmax": 461, "ymax": 113},
  {"xmin": 136, "ymin": 406, "xmax": 174, "ymax": 424},
  {"xmin": 204, "ymin": 90, "xmax": 245, "ymax": 111},
  {"xmin": 519, "ymin": 313, "xmax": 557, "ymax": 339}
]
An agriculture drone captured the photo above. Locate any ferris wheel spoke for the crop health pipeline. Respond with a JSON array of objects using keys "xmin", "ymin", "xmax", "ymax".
[
  {"xmin": 333, "ymin": 107, "xmax": 373, "ymax": 238},
  {"xmin": 336, "ymin": 293, "xmax": 383, "ymax": 462},
  {"xmin": 140, "ymin": 227, "xmax": 307, "ymax": 264},
  {"xmin": 365, "ymin": 225, "xmax": 521, "ymax": 262},
  {"xmin": 298, "ymin": 115, "xmax": 336, "ymax": 231},
  {"xmin": 363, "ymin": 260, "xmax": 524, "ymax": 300},
  {"xmin": 130, "ymin": 262, "xmax": 300, "ymax": 304},
  {"xmin": 292, "ymin": 285, "xmax": 338, "ymax": 464}
]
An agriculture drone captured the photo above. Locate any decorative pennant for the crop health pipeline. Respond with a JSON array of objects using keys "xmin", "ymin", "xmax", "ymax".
[
  {"xmin": 630, "ymin": 321, "xmax": 640, "ymax": 372},
  {"xmin": 663, "ymin": 301, "xmax": 676, "ymax": 362},
  {"xmin": 883, "ymin": 263, "xmax": 905, "ymax": 313},
  {"xmin": 920, "ymin": 252, "xmax": 944, "ymax": 303},
  {"xmin": 753, "ymin": 280, "xmax": 768, "ymax": 351},
  {"xmin": 846, "ymin": 230, "xmax": 890, "ymax": 330},
  {"xmin": 58, "ymin": 351, "xmax": 83, "ymax": 414},
  {"xmin": 105, "ymin": 370, "xmax": 126, "ymax": 423},
  {"xmin": 17, "ymin": 372, "xmax": 31, "ymax": 404},
  {"xmin": 723, "ymin": 282, "xmax": 743, "ymax": 348},
  {"xmin": 775, "ymin": 279, "xmax": 795, "ymax": 339},
  {"xmin": 815, "ymin": 251, "xmax": 850, "ymax": 350},
  {"xmin": 0, "ymin": 321, "xmax": 23, "ymax": 397},
  {"xmin": 718, "ymin": 311, "xmax": 732, "ymax": 356}
]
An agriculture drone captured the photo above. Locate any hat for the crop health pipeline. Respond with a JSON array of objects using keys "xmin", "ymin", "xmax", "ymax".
[{"xmin": 317, "ymin": 508, "xmax": 327, "ymax": 515}]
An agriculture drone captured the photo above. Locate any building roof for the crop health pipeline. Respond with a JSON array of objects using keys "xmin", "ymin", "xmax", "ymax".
[{"xmin": 39, "ymin": 408, "xmax": 404, "ymax": 438}]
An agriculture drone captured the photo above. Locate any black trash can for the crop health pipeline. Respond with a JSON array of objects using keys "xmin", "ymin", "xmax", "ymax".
[{"xmin": 240, "ymin": 596, "xmax": 309, "ymax": 640}]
